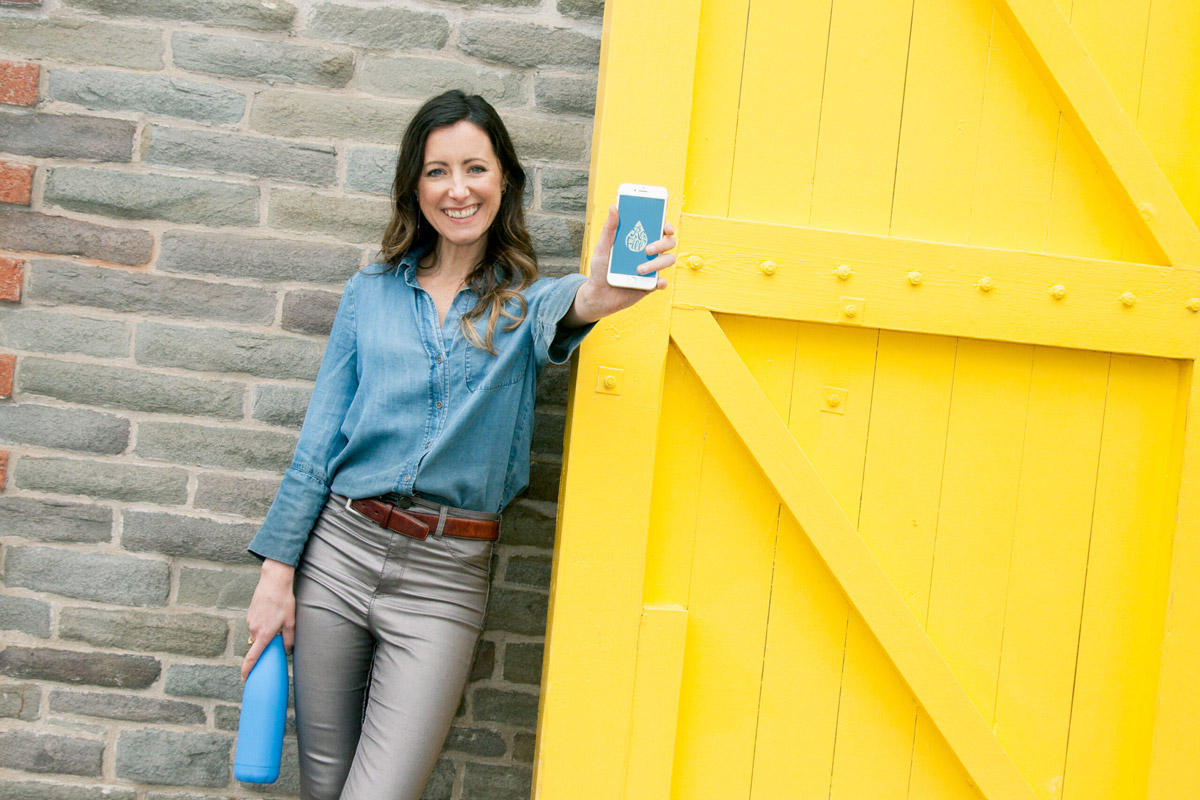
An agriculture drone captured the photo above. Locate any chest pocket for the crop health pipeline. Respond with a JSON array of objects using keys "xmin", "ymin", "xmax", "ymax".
[{"xmin": 462, "ymin": 324, "xmax": 528, "ymax": 392}]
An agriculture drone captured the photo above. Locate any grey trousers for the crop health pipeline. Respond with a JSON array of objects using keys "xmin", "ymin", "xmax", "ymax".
[{"xmin": 292, "ymin": 492, "xmax": 495, "ymax": 800}]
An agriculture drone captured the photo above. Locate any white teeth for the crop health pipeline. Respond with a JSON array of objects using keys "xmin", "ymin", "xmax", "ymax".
[{"xmin": 444, "ymin": 205, "xmax": 479, "ymax": 219}]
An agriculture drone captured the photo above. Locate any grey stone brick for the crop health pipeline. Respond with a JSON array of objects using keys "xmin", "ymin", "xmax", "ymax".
[
  {"xmin": 135, "ymin": 321, "xmax": 324, "ymax": 381},
  {"xmin": 0, "ymin": 595, "xmax": 51, "ymax": 638},
  {"xmin": 484, "ymin": 587, "xmax": 548, "ymax": 636},
  {"xmin": 177, "ymin": 566, "xmax": 259, "ymax": 609},
  {"xmin": 527, "ymin": 214, "xmax": 578, "ymax": 259},
  {"xmin": 268, "ymin": 188, "xmax": 391, "ymax": 244},
  {"xmin": 535, "ymin": 73, "xmax": 598, "ymax": 115},
  {"xmin": 526, "ymin": 459, "xmax": 562, "ymax": 502},
  {"xmin": 115, "ymin": 729, "xmax": 231, "ymax": 787},
  {"xmin": 500, "ymin": 498, "xmax": 556, "ymax": 547},
  {"xmin": 470, "ymin": 638, "xmax": 495, "ymax": 681},
  {"xmin": 505, "ymin": 554, "xmax": 551, "ymax": 588},
  {"xmin": 0, "ymin": 310, "xmax": 131, "ymax": 358},
  {"xmin": 0, "ymin": 781, "xmax": 136, "ymax": 800},
  {"xmin": 27, "ymin": 259, "xmax": 275, "ymax": 325},
  {"xmin": 0, "ymin": 730, "xmax": 104, "ymax": 777},
  {"xmin": 250, "ymin": 89, "xmax": 416, "ymax": 144},
  {"xmin": 472, "ymin": 687, "xmax": 538, "ymax": 727},
  {"xmin": 462, "ymin": 762, "xmax": 533, "ymax": 800},
  {"xmin": 535, "ymin": 362, "xmax": 570, "ymax": 405},
  {"xmin": 0, "ymin": 208, "xmax": 151, "ymax": 265},
  {"xmin": 136, "ymin": 421, "xmax": 296, "ymax": 472},
  {"xmin": 0, "ymin": 497, "xmax": 113, "ymax": 544},
  {"xmin": 0, "ymin": 18, "xmax": 162, "ymax": 69},
  {"xmin": 122, "ymin": 509, "xmax": 258, "ymax": 564},
  {"xmin": 444, "ymin": 725, "xmax": 506, "ymax": 757},
  {"xmin": 531, "ymin": 406, "xmax": 567, "ymax": 455},
  {"xmin": 251, "ymin": 383, "xmax": 311, "ymax": 429},
  {"xmin": 0, "ymin": 682, "xmax": 40, "ymax": 721},
  {"xmin": 0, "ymin": 110, "xmax": 135, "ymax": 162},
  {"xmin": 173, "ymin": 31, "xmax": 352, "ymax": 88},
  {"xmin": 345, "ymin": 146, "xmax": 396, "ymax": 196},
  {"xmin": 60, "ymin": 608, "xmax": 229, "ymax": 658},
  {"xmin": 540, "ymin": 167, "xmax": 589, "ymax": 213},
  {"xmin": 502, "ymin": 641, "xmax": 544, "ymax": 684},
  {"xmin": 421, "ymin": 758, "xmax": 454, "ymax": 800},
  {"xmin": 4, "ymin": 546, "xmax": 170, "ymax": 607},
  {"xmin": 143, "ymin": 124, "xmax": 337, "ymax": 186},
  {"xmin": 559, "ymin": 0, "xmax": 604, "ymax": 18},
  {"xmin": 0, "ymin": 403, "xmax": 129, "ymax": 455},
  {"xmin": 146, "ymin": 793, "xmax": 248, "ymax": 800},
  {"xmin": 194, "ymin": 472, "xmax": 279, "ymax": 518},
  {"xmin": 44, "ymin": 168, "xmax": 259, "ymax": 226},
  {"xmin": 64, "ymin": 0, "xmax": 297, "ymax": 31},
  {"xmin": 281, "ymin": 289, "xmax": 339, "ymax": 335},
  {"xmin": 49, "ymin": 690, "xmax": 205, "ymax": 725},
  {"xmin": 0, "ymin": 647, "xmax": 161, "ymax": 689},
  {"xmin": 159, "ymin": 230, "xmax": 361, "ymax": 284},
  {"xmin": 459, "ymin": 20, "xmax": 601, "ymax": 69},
  {"xmin": 163, "ymin": 664, "xmax": 242, "ymax": 702},
  {"xmin": 243, "ymin": 738, "xmax": 300, "ymax": 795},
  {"xmin": 48, "ymin": 69, "xmax": 246, "ymax": 126},
  {"xmin": 513, "ymin": 731, "xmax": 535, "ymax": 763},
  {"xmin": 13, "ymin": 456, "xmax": 189, "ymax": 505},
  {"xmin": 359, "ymin": 54, "xmax": 524, "ymax": 106},
  {"xmin": 17, "ymin": 358, "xmax": 244, "ymax": 419},
  {"xmin": 504, "ymin": 113, "xmax": 591, "ymax": 162},
  {"xmin": 306, "ymin": 4, "xmax": 449, "ymax": 50}
]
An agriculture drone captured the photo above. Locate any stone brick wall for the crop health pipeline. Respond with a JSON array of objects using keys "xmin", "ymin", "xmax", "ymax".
[{"xmin": 0, "ymin": 0, "xmax": 601, "ymax": 797}]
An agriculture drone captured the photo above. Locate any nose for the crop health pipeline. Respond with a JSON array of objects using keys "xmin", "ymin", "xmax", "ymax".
[{"xmin": 449, "ymin": 173, "xmax": 469, "ymax": 202}]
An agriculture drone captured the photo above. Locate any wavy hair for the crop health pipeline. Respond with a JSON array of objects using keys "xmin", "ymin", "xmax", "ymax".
[{"xmin": 379, "ymin": 90, "xmax": 537, "ymax": 355}]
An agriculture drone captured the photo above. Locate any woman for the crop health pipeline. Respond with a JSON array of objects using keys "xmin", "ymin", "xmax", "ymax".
[{"xmin": 240, "ymin": 90, "xmax": 676, "ymax": 800}]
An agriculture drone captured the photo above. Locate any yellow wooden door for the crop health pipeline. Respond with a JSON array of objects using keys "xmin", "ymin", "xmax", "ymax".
[{"xmin": 533, "ymin": 2, "xmax": 1200, "ymax": 799}]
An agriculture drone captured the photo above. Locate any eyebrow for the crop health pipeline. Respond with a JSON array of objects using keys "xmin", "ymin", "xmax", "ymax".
[{"xmin": 423, "ymin": 157, "xmax": 489, "ymax": 168}]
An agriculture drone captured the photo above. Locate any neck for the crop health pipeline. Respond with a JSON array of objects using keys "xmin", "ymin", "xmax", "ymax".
[{"xmin": 424, "ymin": 237, "xmax": 486, "ymax": 281}]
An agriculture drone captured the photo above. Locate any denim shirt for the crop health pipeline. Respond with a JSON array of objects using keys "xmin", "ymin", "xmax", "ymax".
[{"xmin": 247, "ymin": 250, "xmax": 593, "ymax": 566}]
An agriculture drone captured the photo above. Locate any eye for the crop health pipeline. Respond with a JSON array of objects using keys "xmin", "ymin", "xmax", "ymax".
[
  {"xmin": 468, "ymin": 165, "xmax": 486, "ymax": 174},
  {"xmin": 425, "ymin": 167, "xmax": 445, "ymax": 178}
]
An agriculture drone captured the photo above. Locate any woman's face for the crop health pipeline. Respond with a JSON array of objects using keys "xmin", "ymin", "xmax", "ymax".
[{"xmin": 417, "ymin": 120, "xmax": 504, "ymax": 253}]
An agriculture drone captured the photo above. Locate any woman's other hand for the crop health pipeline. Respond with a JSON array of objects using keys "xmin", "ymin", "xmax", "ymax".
[
  {"xmin": 241, "ymin": 558, "xmax": 296, "ymax": 680},
  {"xmin": 564, "ymin": 204, "xmax": 677, "ymax": 326}
]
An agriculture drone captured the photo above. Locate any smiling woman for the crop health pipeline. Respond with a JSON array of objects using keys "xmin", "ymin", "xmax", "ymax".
[{"xmin": 238, "ymin": 90, "xmax": 677, "ymax": 800}]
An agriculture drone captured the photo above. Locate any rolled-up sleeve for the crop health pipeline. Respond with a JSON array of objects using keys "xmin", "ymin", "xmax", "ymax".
[
  {"xmin": 248, "ymin": 275, "xmax": 359, "ymax": 566},
  {"xmin": 530, "ymin": 273, "xmax": 594, "ymax": 369}
]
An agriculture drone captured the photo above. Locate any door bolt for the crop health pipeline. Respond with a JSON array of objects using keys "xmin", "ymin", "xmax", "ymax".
[
  {"xmin": 977, "ymin": 276, "xmax": 994, "ymax": 293},
  {"xmin": 1120, "ymin": 291, "xmax": 1137, "ymax": 307},
  {"xmin": 1188, "ymin": 298, "xmax": 1200, "ymax": 312},
  {"xmin": 686, "ymin": 254, "xmax": 704, "ymax": 270},
  {"xmin": 1050, "ymin": 284, "xmax": 1067, "ymax": 301},
  {"xmin": 835, "ymin": 264, "xmax": 853, "ymax": 280},
  {"xmin": 907, "ymin": 271, "xmax": 922, "ymax": 286},
  {"xmin": 759, "ymin": 259, "xmax": 777, "ymax": 276}
]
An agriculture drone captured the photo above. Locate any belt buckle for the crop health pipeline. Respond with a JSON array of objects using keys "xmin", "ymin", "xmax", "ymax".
[{"xmin": 345, "ymin": 496, "xmax": 373, "ymax": 523}]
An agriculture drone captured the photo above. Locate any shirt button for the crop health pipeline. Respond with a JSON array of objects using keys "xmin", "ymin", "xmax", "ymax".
[
  {"xmin": 437, "ymin": 355, "xmax": 443, "ymax": 363},
  {"xmin": 404, "ymin": 474, "xmax": 411, "ymax": 481},
  {"xmin": 435, "ymin": 400, "xmax": 443, "ymax": 409}
]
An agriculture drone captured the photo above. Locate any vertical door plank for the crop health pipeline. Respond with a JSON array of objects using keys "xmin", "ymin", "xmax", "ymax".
[
  {"xmin": 750, "ymin": 322, "xmax": 878, "ymax": 800},
  {"xmin": 809, "ymin": 0, "xmax": 915, "ymax": 234},
  {"xmin": 910, "ymin": 339, "xmax": 1035, "ymax": 794},
  {"xmin": 682, "ymin": 0, "xmax": 751, "ymax": 218},
  {"xmin": 889, "ymin": 0, "xmax": 992, "ymax": 243},
  {"xmin": 668, "ymin": 316, "xmax": 796, "ymax": 800},
  {"xmin": 992, "ymin": 347, "xmax": 1108, "ymax": 800},
  {"xmin": 727, "ymin": 0, "xmax": 834, "ymax": 226},
  {"xmin": 1063, "ymin": 355, "xmax": 1180, "ymax": 800},
  {"xmin": 1044, "ymin": 0, "xmax": 1157, "ymax": 264},
  {"xmin": 968, "ymin": 13, "xmax": 1059, "ymax": 253}
]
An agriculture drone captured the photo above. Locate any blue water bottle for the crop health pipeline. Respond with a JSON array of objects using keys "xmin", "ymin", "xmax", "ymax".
[{"xmin": 234, "ymin": 634, "xmax": 288, "ymax": 783}]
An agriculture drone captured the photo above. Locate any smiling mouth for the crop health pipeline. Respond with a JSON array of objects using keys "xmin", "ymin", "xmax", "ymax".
[{"xmin": 443, "ymin": 205, "xmax": 480, "ymax": 220}]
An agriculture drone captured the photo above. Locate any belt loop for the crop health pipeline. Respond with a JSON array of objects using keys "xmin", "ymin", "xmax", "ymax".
[{"xmin": 434, "ymin": 505, "xmax": 448, "ymax": 538}]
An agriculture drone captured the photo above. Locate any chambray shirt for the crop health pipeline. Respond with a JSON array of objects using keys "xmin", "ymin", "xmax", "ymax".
[{"xmin": 247, "ymin": 250, "xmax": 592, "ymax": 566}]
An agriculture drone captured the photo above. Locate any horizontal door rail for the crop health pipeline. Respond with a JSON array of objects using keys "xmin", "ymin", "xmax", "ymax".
[{"xmin": 670, "ymin": 307, "xmax": 1038, "ymax": 800}]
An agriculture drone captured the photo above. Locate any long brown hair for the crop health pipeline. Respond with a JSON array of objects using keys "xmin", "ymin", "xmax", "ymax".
[{"xmin": 379, "ymin": 90, "xmax": 537, "ymax": 355}]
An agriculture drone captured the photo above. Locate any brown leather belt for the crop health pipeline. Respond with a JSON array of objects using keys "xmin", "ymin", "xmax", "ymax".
[{"xmin": 346, "ymin": 496, "xmax": 499, "ymax": 542}]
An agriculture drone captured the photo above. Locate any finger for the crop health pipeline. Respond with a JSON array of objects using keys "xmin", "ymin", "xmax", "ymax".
[
  {"xmin": 663, "ymin": 221, "xmax": 676, "ymax": 237},
  {"xmin": 241, "ymin": 637, "xmax": 268, "ymax": 681},
  {"xmin": 645, "ymin": 236, "xmax": 677, "ymax": 255},
  {"xmin": 637, "ymin": 253, "xmax": 676, "ymax": 275},
  {"xmin": 593, "ymin": 205, "xmax": 619, "ymax": 261},
  {"xmin": 656, "ymin": 276, "xmax": 668, "ymax": 290},
  {"xmin": 282, "ymin": 616, "xmax": 295, "ymax": 652}
]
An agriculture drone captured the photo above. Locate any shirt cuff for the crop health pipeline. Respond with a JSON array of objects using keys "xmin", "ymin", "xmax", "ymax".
[
  {"xmin": 538, "ymin": 273, "xmax": 595, "ymax": 367},
  {"xmin": 247, "ymin": 466, "xmax": 331, "ymax": 566}
]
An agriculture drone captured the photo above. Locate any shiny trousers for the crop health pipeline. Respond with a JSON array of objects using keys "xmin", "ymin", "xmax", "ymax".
[{"xmin": 292, "ymin": 493, "xmax": 494, "ymax": 800}]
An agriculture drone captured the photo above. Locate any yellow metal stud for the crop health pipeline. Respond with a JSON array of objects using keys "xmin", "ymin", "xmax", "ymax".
[
  {"xmin": 595, "ymin": 366, "xmax": 624, "ymax": 395},
  {"xmin": 1188, "ymin": 298, "xmax": 1200, "ymax": 312},
  {"xmin": 835, "ymin": 264, "xmax": 853, "ymax": 280},
  {"xmin": 1050, "ymin": 284, "xmax": 1068, "ymax": 301},
  {"xmin": 820, "ymin": 386, "xmax": 848, "ymax": 415},
  {"xmin": 686, "ymin": 254, "xmax": 704, "ymax": 270},
  {"xmin": 838, "ymin": 297, "xmax": 864, "ymax": 325},
  {"xmin": 1120, "ymin": 291, "xmax": 1137, "ymax": 307},
  {"xmin": 759, "ymin": 259, "xmax": 777, "ymax": 276},
  {"xmin": 907, "ymin": 271, "xmax": 923, "ymax": 286},
  {"xmin": 977, "ymin": 276, "xmax": 995, "ymax": 293}
]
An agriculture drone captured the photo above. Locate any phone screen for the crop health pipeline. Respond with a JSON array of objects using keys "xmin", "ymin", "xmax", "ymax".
[{"xmin": 609, "ymin": 193, "xmax": 666, "ymax": 278}]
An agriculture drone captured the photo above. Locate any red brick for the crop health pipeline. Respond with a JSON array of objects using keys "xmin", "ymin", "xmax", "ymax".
[
  {"xmin": 0, "ymin": 354, "xmax": 13, "ymax": 398},
  {"xmin": 0, "ymin": 161, "xmax": 33, "ymax": 206},
  {"xmin": 0, "ymin": 61, "xmax": 39, "ymax": 106},
  {"xmin": 0, "ymin": 451, "xmax": 8, "ymax": 490},
  {"xmin": 0, "ymin": 257, "xmax": 23, "ymax": 302}
]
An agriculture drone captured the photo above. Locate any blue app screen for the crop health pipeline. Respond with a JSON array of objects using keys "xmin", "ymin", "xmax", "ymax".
[{"xmin": 610, "ymin": 194, "xmax": 665, "ymax": 277}]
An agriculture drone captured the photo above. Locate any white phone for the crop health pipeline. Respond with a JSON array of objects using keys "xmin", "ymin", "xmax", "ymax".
[{"xmin": 606, "ymin": 183, "xmax": 668, "ymax": 290}]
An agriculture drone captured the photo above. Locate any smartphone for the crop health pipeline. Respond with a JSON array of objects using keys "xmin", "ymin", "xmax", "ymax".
[{"xmin": 606, "ymin": 183, "xmax": 668, "ymax": 290}]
